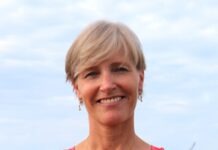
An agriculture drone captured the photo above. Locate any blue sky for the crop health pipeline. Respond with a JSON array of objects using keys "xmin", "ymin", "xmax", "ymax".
[{"xmin": 0, "ymin": 0, "xmax": 217, "ymax": 149}]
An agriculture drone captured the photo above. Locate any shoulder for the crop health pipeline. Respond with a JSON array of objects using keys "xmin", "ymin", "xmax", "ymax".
[
  {"xmin": 66, "ymin": 147, "xmax": 75, "ymax": 150},
  {"xmin": 68, "ymin": 145, "xmax": 164, "ymax": 150},
  {"xmin": 151, "ymin": 145, "xmax": 164, "ymax": 150}
]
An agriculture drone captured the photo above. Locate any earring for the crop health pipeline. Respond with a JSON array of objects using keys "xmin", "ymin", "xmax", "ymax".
[
  {"xmin": 78, "ymin": 99, "xmax": 83, "ymax": 111},
  {"xmin": 138, "ymin": 89, "xmax": 143, "ymax": 102},
  {"xmin": 138, "ymin": 94, "xmax": 143, "ymax": 102}
]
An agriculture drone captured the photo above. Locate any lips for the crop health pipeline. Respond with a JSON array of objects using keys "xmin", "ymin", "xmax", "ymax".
[{"xmin": 96, "ymin": 96, "xmax": 125, "ymax": 104}]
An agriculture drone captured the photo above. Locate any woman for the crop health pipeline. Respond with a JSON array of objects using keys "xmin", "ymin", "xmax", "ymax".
[{"xmin": 65, "ymin": 20, "xmax": 164, "ymax": 150}]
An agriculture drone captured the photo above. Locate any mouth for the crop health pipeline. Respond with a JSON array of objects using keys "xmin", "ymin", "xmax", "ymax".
[{"xmin": 96, "ymin": 96, "xmax": 126, "ymax": 104}]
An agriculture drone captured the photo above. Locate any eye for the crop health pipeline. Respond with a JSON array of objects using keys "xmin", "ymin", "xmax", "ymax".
[
  {"xmin": 84, "ymin": 71, "xmax": 99, "ymax": 79},
  {"xmin": 113, "ymin": 66, "xmax": 129, "ymax": 72}
]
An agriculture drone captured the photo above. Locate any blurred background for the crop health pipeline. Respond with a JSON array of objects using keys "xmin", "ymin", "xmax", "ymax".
[{"xmin": 0, "ymin": 0, "xmax": 217, "ymax": 149}]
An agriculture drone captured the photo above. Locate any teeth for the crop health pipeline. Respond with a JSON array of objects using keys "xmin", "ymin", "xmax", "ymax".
[{"xmin": 100, "ymin": 97, "xmax": 122, "ymax": 104}]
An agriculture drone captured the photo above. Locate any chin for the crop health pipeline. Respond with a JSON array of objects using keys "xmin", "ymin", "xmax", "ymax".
[{"xmin": 99, "ymin": 113, "xmax": 128, "ymax": 126}]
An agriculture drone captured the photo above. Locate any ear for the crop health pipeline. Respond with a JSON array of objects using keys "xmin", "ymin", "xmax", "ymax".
[
  {"xmin": 72, "ymin": 81, "xmax": 82, "ymax": 100},
  {"xmin": 138, "ymin": 70, "xmax": 144, "ymax": 93}
]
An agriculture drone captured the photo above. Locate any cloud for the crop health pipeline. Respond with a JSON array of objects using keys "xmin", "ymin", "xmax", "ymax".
[
  {"xmin": 154, "ymin": 99, "xmax": 190, "ymax": 113},
  {"xmin": 0, "ymin": 0, "xmax": 15, "ymax": 7},
  {"xmin": 199, "ymin": 26, "xmax": 218, "ymax": 39},
  {"xmin": 0, "ymin": 58, "xmax": 55, "ymax": 69},
  {"xmin": 44, "ymin": 95, "xmax": 78, "ymax": 107},
  {"xmin": 144, "ymin": 93, "xmax": 191, "ymax": 114},
  {"xmin": 0, "ymin": 36, "xmax": 19, "ymax": 53}
]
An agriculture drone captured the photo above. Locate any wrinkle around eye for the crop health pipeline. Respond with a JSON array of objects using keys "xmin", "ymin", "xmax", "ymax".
[
  {"xmin": 83, "ymin": 71, "xmax": 99, "ymax": 79},
  {"xmin": 112, "ymin": 66, "xmax": 130, "ymax": 73}
]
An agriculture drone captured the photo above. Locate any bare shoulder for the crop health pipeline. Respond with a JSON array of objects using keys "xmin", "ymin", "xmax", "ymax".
[
  {"xmin": 135, "ymin": 136, "xmax": 151, "ymax": 150},
  {"xmin": 74, "ymin": 140, "xmax": 87, "ymax": 150}
]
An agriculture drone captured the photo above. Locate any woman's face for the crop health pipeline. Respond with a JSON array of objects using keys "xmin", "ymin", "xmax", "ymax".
[{"xmin": 73, "ymin": 51, "xmax": 144, "ymax": 126}]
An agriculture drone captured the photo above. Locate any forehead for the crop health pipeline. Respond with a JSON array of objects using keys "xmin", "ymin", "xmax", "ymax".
[{"xmin": 78, "ymin": 50, "xmax": 132, "ymax": 71}]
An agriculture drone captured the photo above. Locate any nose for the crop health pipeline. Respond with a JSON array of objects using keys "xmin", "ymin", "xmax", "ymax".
[{"xmin": 99, "ymin": 72, "xmax": 116, "ymax": 93}]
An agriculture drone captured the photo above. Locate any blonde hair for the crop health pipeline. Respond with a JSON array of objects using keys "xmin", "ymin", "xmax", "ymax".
[{"xmin": 65, "ymin": 20, "xmax": 146, "ymax": 83}]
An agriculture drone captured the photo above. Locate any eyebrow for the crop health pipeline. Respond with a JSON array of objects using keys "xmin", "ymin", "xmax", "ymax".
[
  {"xmin": 110, "ymin": 62, "xmax": 130, "ymax": 67},
  {"xmin": 80, "ymin": 60, "xmax": 131, "ymax": 73}
]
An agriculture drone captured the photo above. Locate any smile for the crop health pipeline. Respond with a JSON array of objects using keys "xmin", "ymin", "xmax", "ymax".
[{"xmin": 97, "ymin": 96, "xmax": 125, "ymax": 104}]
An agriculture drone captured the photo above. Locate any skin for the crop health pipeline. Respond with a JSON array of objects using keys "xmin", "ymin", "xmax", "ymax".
[{"xmin": 73, "ymin": 51, "xmax": 150, "ymax": 150}]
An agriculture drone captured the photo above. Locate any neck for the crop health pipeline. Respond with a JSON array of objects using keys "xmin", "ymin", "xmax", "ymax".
[{"xmin": 86, "ymin": 117, "xmax": 138, "ymax": 150}]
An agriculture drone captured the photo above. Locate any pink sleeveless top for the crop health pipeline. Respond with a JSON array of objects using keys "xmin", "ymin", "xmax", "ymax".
[
  {"xmin": 151, "ymin": 145, "xmax": 165, "ymax": 150},
  {"xmin": 68, "ymin": 145, "xmax": 164, "ymax": 150}
]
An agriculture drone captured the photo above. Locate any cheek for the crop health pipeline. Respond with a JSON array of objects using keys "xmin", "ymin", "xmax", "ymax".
[
  {"xmin": 78, "ymin": 82, "xmax": 97, "ymax": 102},
  {"xmin": 120, "ymin": 76, "xmax": 139, "ymax": 96},
  {"xmin": 131, "ymin": 75, "xmax": 142, "ymax": 97}
]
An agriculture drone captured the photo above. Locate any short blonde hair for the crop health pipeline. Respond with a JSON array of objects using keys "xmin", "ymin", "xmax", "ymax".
[{"xmin": 65, "ymin": 20, "xmax": 146, "ymax": 83}]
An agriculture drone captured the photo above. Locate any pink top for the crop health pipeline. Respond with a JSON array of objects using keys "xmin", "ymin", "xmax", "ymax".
[
  {"xmin": 68, "ymin": 145, "xmax": 164, "ymax": 150},
  {"xmin": 151, "ymin": 145, "xmax": 165, "ymax": 150}
]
